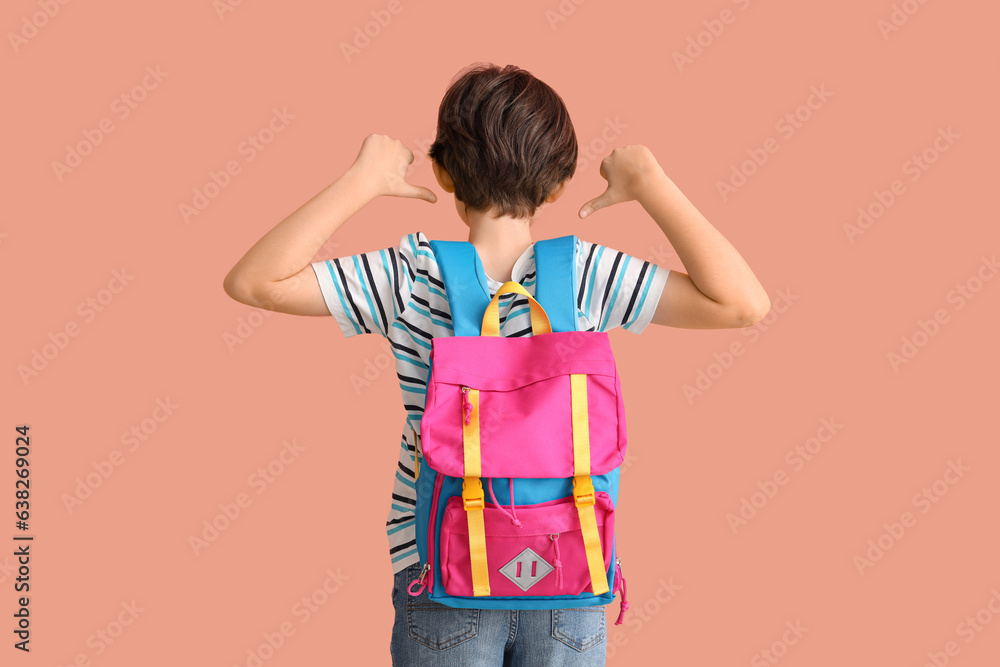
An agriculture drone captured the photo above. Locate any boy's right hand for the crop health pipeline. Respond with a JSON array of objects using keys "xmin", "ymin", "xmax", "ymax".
[
  {"xmin": 349, "ymin": 133, "xmax": 438, "ymax": 204},
  {"xmin": 578, "ymin": 145, "xmax": 666, "ymax": 218}
]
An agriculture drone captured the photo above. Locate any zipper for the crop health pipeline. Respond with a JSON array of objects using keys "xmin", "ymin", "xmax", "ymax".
[
  {"xmin": 408, "ymin": 562, "xmax": 431, "ymax": 596},
  {"xmin": 613, "ymin": 556, "xmax": 629, "ymax": 625},
  {"xmin": 461, "ymin": 385, "xmax": 472, "ymax": 424},
  {"xmin": 408, "ymin": 473, "xmax": 445, "ymax": 597},
  {"xmin": 424, "ymin": 471, "xmax": 445, "ymax": 593},
  {"xmin": 412, "ymin": 385, "xmax": 471, "ymax": 597},
  {"xmin": 549, "ymin": 533, "xmax": 563, "ymax": 589}
]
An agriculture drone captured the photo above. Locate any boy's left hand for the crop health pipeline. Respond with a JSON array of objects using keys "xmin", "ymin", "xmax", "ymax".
[{"xmin": 349, "ymin": 133, "xmax": 438, "ymax": 203}]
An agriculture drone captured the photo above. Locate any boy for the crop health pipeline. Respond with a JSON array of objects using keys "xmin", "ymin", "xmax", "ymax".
[{"xmin": 224, "ymin": 62, "xmax": 769, "ymax": 666}]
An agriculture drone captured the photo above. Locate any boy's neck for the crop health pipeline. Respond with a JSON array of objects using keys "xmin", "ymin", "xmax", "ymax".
[{"xmin": 467, "ymin": 214, "xmax": 534, "ymax": 284}]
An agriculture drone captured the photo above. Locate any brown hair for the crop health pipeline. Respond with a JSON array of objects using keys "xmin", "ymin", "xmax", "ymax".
[{"xmin": 428, "ymin": 63, "xmax": 578, "ymax": 220}]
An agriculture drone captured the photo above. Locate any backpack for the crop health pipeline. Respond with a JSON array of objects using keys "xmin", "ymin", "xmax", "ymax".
[{"xmin": 407, "ymin": 234, "xmax": 629, "ymax": 624}]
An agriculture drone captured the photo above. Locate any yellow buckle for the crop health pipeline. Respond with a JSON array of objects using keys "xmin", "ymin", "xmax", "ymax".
[
  {"xmin": 573, "ymin": 475, "xmax": 596, "ymax": 507},
  {"xmin": 462, "ymin": 477, "xmax": 484, "ymax": 511}
]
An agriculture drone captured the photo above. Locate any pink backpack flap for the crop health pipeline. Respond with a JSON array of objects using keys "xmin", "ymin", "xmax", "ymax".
[{"xmin": 421, "ymin": 329, "xmax": 628, "ymax": 479}]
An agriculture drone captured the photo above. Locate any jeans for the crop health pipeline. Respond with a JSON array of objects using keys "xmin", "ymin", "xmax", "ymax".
[{"xmin": 391, "ymin": 563, "xmax": 608, "ymax": 666}]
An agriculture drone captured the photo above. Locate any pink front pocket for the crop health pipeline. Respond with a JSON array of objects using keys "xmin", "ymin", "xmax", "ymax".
[
  {"xmin": 420, "ymin": 331, "xmax": 628, "ymax": 480},
  {"xmin": 438, "ymin": 491, "xmax": 615, "ymax": 597}
]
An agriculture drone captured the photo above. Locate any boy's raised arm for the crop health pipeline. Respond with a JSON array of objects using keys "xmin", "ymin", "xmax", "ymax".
[
  {"xmin": 222, "ymin": 134, "xmax": 436, "ymax": 315},
  {"xmin": 643, "ymin": 179, "xmax": 770, "ymax": 329},
  {"xmin": 579, "ymin": 145, "xmax": 770, "ymax": 330}
]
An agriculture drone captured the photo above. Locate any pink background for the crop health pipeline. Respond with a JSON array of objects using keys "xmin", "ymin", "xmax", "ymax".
[{"xmin": 4, "ymin": 0, "xmax": 999, "ymax": 665}]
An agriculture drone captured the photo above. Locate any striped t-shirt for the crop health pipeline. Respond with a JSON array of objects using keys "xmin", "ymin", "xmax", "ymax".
[{"xmin": 310, "ymin": 231, "xmax": 669, "ymax": 574}]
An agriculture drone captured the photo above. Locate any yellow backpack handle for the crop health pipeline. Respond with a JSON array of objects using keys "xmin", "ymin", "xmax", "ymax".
[{"xmin": 481, "ymin": 281, "xmax": 553, "ymax": 337}]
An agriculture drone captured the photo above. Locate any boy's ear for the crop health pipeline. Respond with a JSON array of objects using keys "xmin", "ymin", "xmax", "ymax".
[
  {"xmin": 432, "ymin": 160, "xmax": 455, "ymax": 193},
  {"xmin": 544, "ymin": 176, "xmax": 572, "ymax": 203}
]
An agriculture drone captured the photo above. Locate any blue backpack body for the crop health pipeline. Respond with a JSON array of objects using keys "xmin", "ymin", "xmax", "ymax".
[{"xmin": 407, "ymin": 235, "xmax": 627, "ymax": 614}]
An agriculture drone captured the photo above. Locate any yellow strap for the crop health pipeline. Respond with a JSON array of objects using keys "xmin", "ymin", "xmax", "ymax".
[
  {"xmin": 482, "ymin": 281, "xmax": 552, "ymax": 337},
  {"xmin": 464, "ymin": 477, "xmax": 489, "ymax": 596},
  {"xmin": 571, "ymin": 373, "xmax": 609, "ymax": 595},
  {"xmin": 461, "ymin": 388, "xmax": 490, "ymax": 596},
  {"xmin": 571, "ymin": 375, "xmax": 592, "ymax": 478},
  {"xmin": 574, "ymin": 475, "xmax": 608, "ymax": 595},
  {"xmin": 463, "ymin": 388, "xmax": 481, "ymax": 478}
]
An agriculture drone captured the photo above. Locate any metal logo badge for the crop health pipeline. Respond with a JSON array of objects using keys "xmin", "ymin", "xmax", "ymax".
[{"xmin": 499, "ymin": 548, "xmax": 554, "ymax": 591}]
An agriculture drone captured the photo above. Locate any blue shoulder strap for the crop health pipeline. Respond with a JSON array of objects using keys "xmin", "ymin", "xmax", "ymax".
[
  {"xmin": 534, "ymin": 235, "xmax": 578, "ymax": 333},
  {"xmin": 428, "ymin": 235, "xmax": 578, "ymax": 336},
  {"xmin": 426, "ymin": 239, "xmax": 491, "ymax": 338}
]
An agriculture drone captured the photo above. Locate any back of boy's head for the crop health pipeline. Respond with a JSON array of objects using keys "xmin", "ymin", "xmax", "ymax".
[{"xmin": 429, "ymin": 63, "xmax": 578, "ymax": 220}]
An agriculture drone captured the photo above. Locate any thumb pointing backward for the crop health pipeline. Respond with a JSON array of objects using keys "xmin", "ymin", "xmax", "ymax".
[
  {"xmin": 579, "ymin": 184, "xmax": 613, "ymax": 219},
  {"xmin": 404, "ymin": 183, "xmax": 437, "ymax": 204}
]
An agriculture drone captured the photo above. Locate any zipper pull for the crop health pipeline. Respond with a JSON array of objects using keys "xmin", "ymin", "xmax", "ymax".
[
  {"xmin": 408, "ymin": 562, "xmax": 431, "ymax": 597},
  {"xmin": 613, "ymin": 557, "xmax": 629, "ymax": 625},
  {"xmin": 550, "ymin": 533, "xmax": 563, "ymax": 589},
  {"xmin": 461, "ymin": 386, "xmax": 473, "ymax": 424}
]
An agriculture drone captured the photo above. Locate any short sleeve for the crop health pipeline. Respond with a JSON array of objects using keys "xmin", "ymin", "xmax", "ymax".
[
  {"xmin": 310, "ymin": 232, "xmax": 418, "ymax": 338},
  {"xmin": 576, "ymin": 239, "xmax": 669, "ymax": 334}
]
